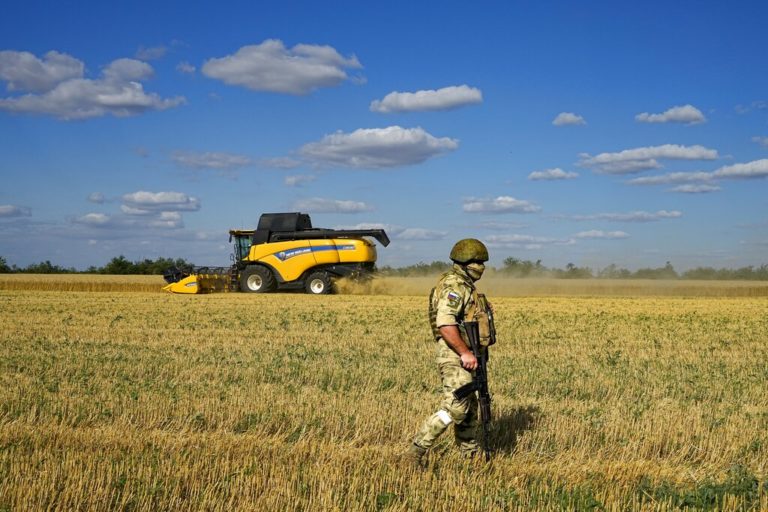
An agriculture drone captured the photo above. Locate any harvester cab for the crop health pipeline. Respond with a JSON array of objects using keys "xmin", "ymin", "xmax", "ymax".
[{"xmin": 163, "ymin": 212, "xmax": 389, "ymax": 295}]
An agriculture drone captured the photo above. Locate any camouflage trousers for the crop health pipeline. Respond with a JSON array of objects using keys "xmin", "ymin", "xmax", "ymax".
[{"xmin": 412, "ymin": 339, "xmax": 479, "ymax": 454}]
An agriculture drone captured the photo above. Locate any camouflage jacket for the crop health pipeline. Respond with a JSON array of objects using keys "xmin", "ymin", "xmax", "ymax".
[{"xmin": 428, "ymin": 264, "xmax": 478, "ymax": 341}]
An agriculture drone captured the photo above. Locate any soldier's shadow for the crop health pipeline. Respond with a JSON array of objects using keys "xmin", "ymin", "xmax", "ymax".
[{"xmin": 491, "ymin": 405, "xmax": 540, "ymax": 454}]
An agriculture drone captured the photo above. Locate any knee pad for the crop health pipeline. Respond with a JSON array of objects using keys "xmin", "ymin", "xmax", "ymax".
[
  {"xmin": 443, "ymin": 403, "xmax": 468, "ymax": 424},
  {"xmin": 436, "ymin": 409, "xmax": 453, "ymax": 425}
]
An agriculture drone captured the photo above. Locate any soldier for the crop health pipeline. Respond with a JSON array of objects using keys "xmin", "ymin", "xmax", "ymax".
[{"xmin": 406, "ymin": 238, "xmax": 491, "ymax": 466}]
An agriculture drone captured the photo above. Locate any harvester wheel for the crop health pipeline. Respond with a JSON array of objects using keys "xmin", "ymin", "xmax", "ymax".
[
  {"xmin": 240, "ymin": 265, "xmax": 275, "ymax": 293},
  {"xmin": 305, "ymin": 271, "xmax": 333, "ymax": 295}
]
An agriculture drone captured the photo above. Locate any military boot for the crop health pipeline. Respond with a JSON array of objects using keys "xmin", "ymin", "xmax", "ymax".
[
  {"xmin": 403, "ymin": 443, "xmax": 427, "ymax": 469},
  {"xmin": 456, "ymin": 438, "xmax": 480, "ymax": 457}
]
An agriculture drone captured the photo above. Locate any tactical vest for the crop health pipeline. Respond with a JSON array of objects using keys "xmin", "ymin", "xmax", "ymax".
[{"xmin": 428, "ymin": 270, "xmax": 494, "ymax": 347}]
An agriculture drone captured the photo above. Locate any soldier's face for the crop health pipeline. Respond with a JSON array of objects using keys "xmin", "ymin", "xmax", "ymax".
[{"xmin": 466, "ymin": 262, "xmax": 485, "ymax": 281}]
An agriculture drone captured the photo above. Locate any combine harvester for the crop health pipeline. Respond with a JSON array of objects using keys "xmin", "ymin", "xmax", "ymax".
[{"xmin": 163, "ymin": 212, "xmax": 390, "ymax": 295}]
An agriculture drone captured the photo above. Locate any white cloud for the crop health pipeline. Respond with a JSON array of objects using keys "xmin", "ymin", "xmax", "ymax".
[
  {"xmin": 562, "ymin": 210, "xmax": 682, "ymax": 222},
  {"xmin": 122, "ymin": 191, "xmax": 200, "ymax": 212},
  {"xmin": 396, "ymin": 228, "xmax": 447, "ymax": 241},
  {"xmin": 635, "ymin": 104, "xmax": 706, "ymax": 124},
  {"xmin": 293, "ymin": 197, "xmax": 372, "ymax": 213},
  {"xmin": 103, "ymin": 59, "xmax": 154, "ymax": 82},
  {"xmin": 135, "ymin": 46, "xmax": 167, "ymax": 61},
  {"xmin": 0, "ymin": 205, "xmax": 31, "ymax": 218},
  {"xmin": 87, "ymin": 192, "xmax": 105, "ymax": 204},
  {"xmin": 486, "ymin": 233, "xmax": 574, "ymax": 249},
  {"xmin": 669, "ymin": 184, "xmax": 721, "ymax": 194},
  {"xmin": 75, "ymin": 209, "xmax": 184, "ymax": 230},
  {"xmin": 300, "ymin": 126, "xmax": 458, "ymax": 169},
  {"xmin": 148, "ymin": 211, "xmax": 183, "ymax": 229},
  {"xmin": 74, "ymin": 213, "xmax": 112, "ymax": 226},
  {"xmin": 752, "ymin": 136, "xmax": 768, "ymax": 148},
  {"xmin": 260, "ymin": 157, "xmax": 302, "ymax": 169},
  {"xmin": 284, "ymin": 174, "xmax": 316, "ymax": 187},
  {"xmin": 172, "ymin": 151, "xmax": 252, "ymax": 170},
  {"xmin": 202, "ymin": 39, "xmax": 362, "ymax": 95},
  {"xmin": 627, "ymin": 172, "xmax": 714, "ymax": 185},
  {"xmin": 0, "ymin": 50, "xmax": 83, "ymax": 92},
  {"xmin": 552, "ymin": 112, "xmax": 586, "ymax": 126},
  {"xmin": 591, "ymin": 160, "xmax": 663, "ymax": 174},
  {"xmin": 579, "ymin": 144, "xmax": 718, "ymax": 174},
  {"xmin": 574, "ymin": 230, "xmax": 630, "ymax": 239},
  {"xmin": 476, "ymin": 221, "xmax": 528, "ymax": 231},
  {"xmin": 370, "ymin": 85, "xmax": 482, "ymax": 113},
  {"xmin": 463, "ymin": 196, "xmax": 541, "ymax": 214},
  {"xmin": 712, "ymin": 159, "xmax": 768, "ymax": 179},
  {"xmin": 736, "ymin": 101, "xmax": 767, "ymax": 114},
  {"xmin": 120, "ymin": 205, "xmax": 155, "ymax": 216},
  {"xmin": 176, "ymin": 61, "xmax": 196, "ymax": 74},
  {"xmin": 528, "ymin": 168, "xmax": 579, "ymax": 180},
  {"xmin": 0, "ymin": 53, "xmax": 185, "ymax": 120},
  {"xmin": 335, "ymin": 222, "xmax": 396, "ymax": 231}
]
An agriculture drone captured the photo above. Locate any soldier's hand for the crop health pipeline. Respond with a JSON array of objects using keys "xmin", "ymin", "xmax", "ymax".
[{"xmin": 460, "ymin": 352, "xmax": 478, "ymax": 371}]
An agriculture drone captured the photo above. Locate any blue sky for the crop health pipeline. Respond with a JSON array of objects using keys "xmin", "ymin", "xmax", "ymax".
[{"xmin": 1, "ymin": 1, "xmax": 766, "ymax": 271}]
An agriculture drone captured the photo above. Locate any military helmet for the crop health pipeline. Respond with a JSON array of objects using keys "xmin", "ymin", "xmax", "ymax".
[{"xmin": 449, "ymin": 238, "xmax": 489, "ymax": 263}]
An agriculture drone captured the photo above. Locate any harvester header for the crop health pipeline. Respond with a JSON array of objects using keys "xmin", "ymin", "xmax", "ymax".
[{"xmin": 163, "ymin": 212, "xmax": 389, "ymax": 295}]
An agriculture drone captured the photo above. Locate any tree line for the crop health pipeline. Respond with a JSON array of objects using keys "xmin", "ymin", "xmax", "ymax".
[
  {"xmin": 2, "ymin": 255, "xmax": 767, "ymax": 280},
  {"xmin": 380, "ymin": 257, "xmax": 768, "ymax": 280},
  {"xmin": 0, "ymin": 255, "xmax": 193, "ymax": 275}
]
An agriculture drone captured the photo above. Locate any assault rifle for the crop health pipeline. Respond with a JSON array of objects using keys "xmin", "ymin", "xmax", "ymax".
[
  {"xmin": 484, "ymin": 293, "xmax": 497, "ymax": 346},
  {"xmin": 453, "ymin": 320, "xmax": 492, "ymax": 461}
]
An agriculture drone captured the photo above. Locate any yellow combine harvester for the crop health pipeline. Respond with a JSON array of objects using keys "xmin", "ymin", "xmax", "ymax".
[{"xmin": 163, "ymin": 212, "xmax": 390, "ymax": 295}]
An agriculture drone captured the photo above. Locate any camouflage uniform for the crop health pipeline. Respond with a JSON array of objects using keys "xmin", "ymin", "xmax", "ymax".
[{"xmin": 411, "ymin": 264, "xmax": 481, "ymax": 455}]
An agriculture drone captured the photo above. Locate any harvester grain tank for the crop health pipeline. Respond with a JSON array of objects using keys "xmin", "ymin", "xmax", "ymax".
[{"xmin": 163, "ymin": 212, "xmax": 389, "ymax": 295}]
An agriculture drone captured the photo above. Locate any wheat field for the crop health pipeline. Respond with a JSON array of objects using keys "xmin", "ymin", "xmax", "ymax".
[
  {"xmin": 2, "ymin": 273, "xmax": 767, "ymax": 297},
  {"xmin": 0, "ymin": 276, "xmax": 766, "ymax": 510}
]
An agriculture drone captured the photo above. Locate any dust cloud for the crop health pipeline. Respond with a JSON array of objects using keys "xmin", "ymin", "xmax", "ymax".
[
  {"xmin": 334, "ymin": 276, "xmax": 433, "ymax": 296},
  {"xmin": 334, "ymin": 275, "xmax": 768, "ymax": 297}
]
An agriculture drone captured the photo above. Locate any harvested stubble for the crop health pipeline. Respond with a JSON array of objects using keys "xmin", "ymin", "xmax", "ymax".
[{"xmin": 0, "ymin": 285, "xmax": 767, "ymax": 511}]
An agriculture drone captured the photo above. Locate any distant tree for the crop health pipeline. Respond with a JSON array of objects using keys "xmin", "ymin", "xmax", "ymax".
[
  {"xmin": 101, "ymin": 255, "xmax": 135, "ymax": 274},
  {"xmin": 501, "ymin": 257, "xmax": 546, "ymax": 277},
  {"xmin": 555, "ymin": 262, "xmax": 593, "ymax": 279},
  {"xmin": 23, "ymin": 260, "xmax": 76, "ymax": 274},
  {"xmin": 597, "ymin": 264, "xmax": 632, "ymax": 279},
  {"xmin": 733, "ymin": 266, "xmax": 756, "ymax": 280},
  {"xmin": 682, "ymin": 266, "xmax": 719, "ymax": 280},
  {"xmin": 379, "ymin": 260, "xmax": 452, "ymax": 277},
  {"xmin": 633, "ymin": 262, "xmax": 678, "ymax": 279},
  {"xmin": 682, "ymin": 264, "xmax": 768, "ymax": 281},
  {"xmin": 378, "ymin": 260, "xmax": 768, "ymax": 280},
  {"xmin": 425, "ymin": 260, "xmax": 452, "ymax": 275},
  {"xmin": 98, "ymin": 255, "xmax": 194, "ymax": 275},
  {"xmin": 662, "ymin": 261, "xmax": 678, "ymax": 279},
  {"xmin": 0, "ymin": 256, "xmax": 10, "ymax": 273}
]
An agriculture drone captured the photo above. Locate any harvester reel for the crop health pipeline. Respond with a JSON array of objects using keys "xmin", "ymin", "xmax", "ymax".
[
  {"xmin": 305, "ymin": 271, "xmax": 333, "ymax": 295},
  {"xmin": 240, "ymin": 265, "xmax": 275, "ymax": 293}
]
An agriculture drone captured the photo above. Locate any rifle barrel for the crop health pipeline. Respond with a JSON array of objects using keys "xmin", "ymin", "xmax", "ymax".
[{"xmin": 463, "ymin": 320, "xmax": 492, "ymax": 460}]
